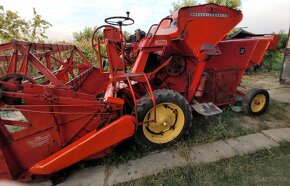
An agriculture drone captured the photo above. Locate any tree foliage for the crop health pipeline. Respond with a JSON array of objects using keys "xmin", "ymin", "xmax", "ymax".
[
  {"xmin": 170, "ymin": 0, "xmax": 197, "ymax": 13},
  {"xmin": 30, "ymin": 8, "xmax": 51, "ymax": 41},
  {"xmin": 261, "ymin": 31, "xmax": 288, "ymax": 72},
  {"xmin": 72, "ymin": 27, "xmax": 97, "ymax": 65},
  {"xmin": 277, "ymin": 31, "xmax": 288, "ymax": 50},
  {"xmin": 206, "ymin": 0, "xmax": 241, "ymax": 9},
  {"xmin": 0, "ymin": 6, "xmax": 51, "ymax": 43},
  {"xmin": 72, "ymin": 26, "xmax": 132, "ymax": 65},
  {"xmin": 73, "ymin": 27, "xmax": 95, "ymax": 42},
  {"xmin": 72, "ymin": 27, "xmax": 131, "ymax": 42}
]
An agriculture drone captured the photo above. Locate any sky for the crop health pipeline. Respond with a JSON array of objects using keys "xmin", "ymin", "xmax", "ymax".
[{"xmin": 1, "ymin": 0, "xmax": 289, "ymax": 41}]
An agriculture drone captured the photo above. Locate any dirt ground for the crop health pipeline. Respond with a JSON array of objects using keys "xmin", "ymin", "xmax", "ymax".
[
  {"xmin": 240, "ymin": 72, "xmax": 290, "ymax": 103},
  {"xmin": 236, "ymin": 72, "xmax": 290, "ymax": 131}
]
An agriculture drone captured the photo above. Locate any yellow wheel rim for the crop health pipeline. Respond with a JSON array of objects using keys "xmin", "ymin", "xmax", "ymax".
[
  {"xmin": 250, "ymin": 94, "xmax": 266, "ymax": 113},
  {"xmin": 142, "ymin": 102, "xmax": 185, "ymax": 144}
]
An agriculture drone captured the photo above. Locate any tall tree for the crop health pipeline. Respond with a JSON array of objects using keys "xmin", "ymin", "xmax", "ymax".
[
  {"xmin": 0, "ymin": 6, "xmax": 51, "ymax": 43},
  {"xmin": 207, "ymin": 0, "xmax": 241, "ymax": 9},
  {"xmin": 73, "ymin": 27, "xmax": 103, "ymax": 66},
  {"xmin": 170, "ymin": 0, "xmax": 197, "ymax": 13},
  {"xmin": 30, "ymin": 8, "xmax": 51, "ymax": 42},
  {"xmin": 73, "ymin": 27, "xmax": 95, "ymax": 42}
]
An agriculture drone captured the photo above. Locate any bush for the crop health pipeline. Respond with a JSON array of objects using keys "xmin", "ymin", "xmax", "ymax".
[{"xmin": 259, "ymin": 31, "xmax": 288, "ymax": 72}]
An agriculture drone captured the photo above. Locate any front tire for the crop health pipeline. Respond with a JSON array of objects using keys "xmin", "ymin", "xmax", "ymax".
[
  {"xmin": 242, "ymin": 88, "xmax": 270, "ymax": 116},
  {"xmin": 135, "ymin": 89, "xmax": 193, "ymax": 148}
]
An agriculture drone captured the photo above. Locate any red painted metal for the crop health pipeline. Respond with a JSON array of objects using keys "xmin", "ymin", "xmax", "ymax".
[
  {"xmin": 0, "ymin": 3, "xmax": 277, "ymax": 181},
  {"xmin": 186, "ymin": 61, "xmax": 206, "ymax": 101},
  {"xmin": 195, "ymin": 36, "xmax": 276, "ymax": 105},
  {"xmin": 29, "ymin": 115, "xmax": 136, "ymax": 175}
]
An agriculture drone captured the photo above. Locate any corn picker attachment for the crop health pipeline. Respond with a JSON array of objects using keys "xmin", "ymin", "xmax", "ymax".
[{"xmin": 0, "ymin": 4, "xmax": 278, "ymax": 181}]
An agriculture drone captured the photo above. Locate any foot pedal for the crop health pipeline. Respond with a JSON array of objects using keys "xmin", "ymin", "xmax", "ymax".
[{"xmin": 191, "ymin": 100, "xmax": 222, "ymax": 116}]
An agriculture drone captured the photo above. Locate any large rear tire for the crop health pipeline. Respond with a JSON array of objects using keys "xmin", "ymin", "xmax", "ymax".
[{"xmin": 134, "ymin": 89, "xmax": 193, "ymax": 148}]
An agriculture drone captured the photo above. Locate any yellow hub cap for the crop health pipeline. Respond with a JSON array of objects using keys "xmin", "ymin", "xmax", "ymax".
[
  {"xmin": 143, "ymin": 102, "xmax": 185, "ymax": 144},
  {"xmin": 251, "ymin": 94, "xmax": 266, "ymax": 113}
]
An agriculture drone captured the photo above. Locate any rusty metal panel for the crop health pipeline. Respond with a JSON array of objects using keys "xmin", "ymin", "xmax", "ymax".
[{"xmin": 280, "ymin": 29, "xmax": 290, "ymax": 84}]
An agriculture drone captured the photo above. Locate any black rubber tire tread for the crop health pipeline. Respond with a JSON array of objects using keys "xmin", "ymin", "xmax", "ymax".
[
  {"xmin": 242, "ymin": 88, "xmax": 270, "ymax": 116},
  {"xmin": 134, "ymin": 89, "xmax": 193, "ymax": 148}
]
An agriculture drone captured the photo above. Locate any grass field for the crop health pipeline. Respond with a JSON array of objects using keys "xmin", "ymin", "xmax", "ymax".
[{"xmin": 123, "ymin": 142, "xmax": 290, "ymax": 186}]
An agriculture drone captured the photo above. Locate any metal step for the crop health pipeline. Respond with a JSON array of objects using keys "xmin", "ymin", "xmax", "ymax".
[{"xmin": 191, "ymin": 100, "xmax": 223, "ymax": 116}]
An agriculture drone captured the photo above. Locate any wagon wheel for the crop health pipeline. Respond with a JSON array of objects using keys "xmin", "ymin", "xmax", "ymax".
[
  {"xmin": 135, "ymin": 89, "xmax": 193, "ymax": 148},
  {"xmin": 242, "ymin": 88, "xmax": 270, "ymax": 116}
]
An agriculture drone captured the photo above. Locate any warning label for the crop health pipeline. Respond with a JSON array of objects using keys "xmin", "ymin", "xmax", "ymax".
[{"xmin": 27, "ymin": 133, "xmax": 52, "ymax": 149}]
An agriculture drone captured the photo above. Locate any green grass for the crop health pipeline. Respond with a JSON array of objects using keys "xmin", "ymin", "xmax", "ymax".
[
  {"xmin": 172, "ymin": 107, "xmax": 252, "ymax": 160},
  {"xmin": 72, "ymin": 101, "xmax": 289, "ymax": 173},
  {"xmin": 258, "ymin": 100, "xmax": 290, "ymax": 124},
  {"xmin": 94, "ymin": 113, "xmax": 245, "ymax": 166},
  {"xmin": 59, "ymin": 100, "xmax": 290, "ymax": 185},
  {"xmin": 258, "ymin": 49, "xmax": 284, "ymax": 73},
  {"xmin": 124, "ymin": 142, "xmax": 290, "ymax": 186},
  {"xmin": 184, "ymin": 107, "xmax": 250, "ymax": 145}
]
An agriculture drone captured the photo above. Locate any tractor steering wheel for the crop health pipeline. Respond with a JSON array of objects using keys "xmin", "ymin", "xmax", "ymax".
[{"xmin": 104, "ymin": 11, "xmax": 134, "ymax": 26}]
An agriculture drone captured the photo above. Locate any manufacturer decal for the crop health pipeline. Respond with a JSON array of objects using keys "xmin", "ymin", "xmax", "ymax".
[
  {"xmin": 155, "ymin": 40, "xmax": 168, "ymax": 45},
  {"xmin": 190, "ymin": 13, "xmax": 229, "ymax": 18},
  {"xmin": 27, "ymin": 133, "xmax": 52, "ymax": 148}
]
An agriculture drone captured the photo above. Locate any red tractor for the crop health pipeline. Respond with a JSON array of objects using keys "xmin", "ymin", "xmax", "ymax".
[{"xmin": 0, "ymin": 4, "xmax": 278, "ymax": 181}]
